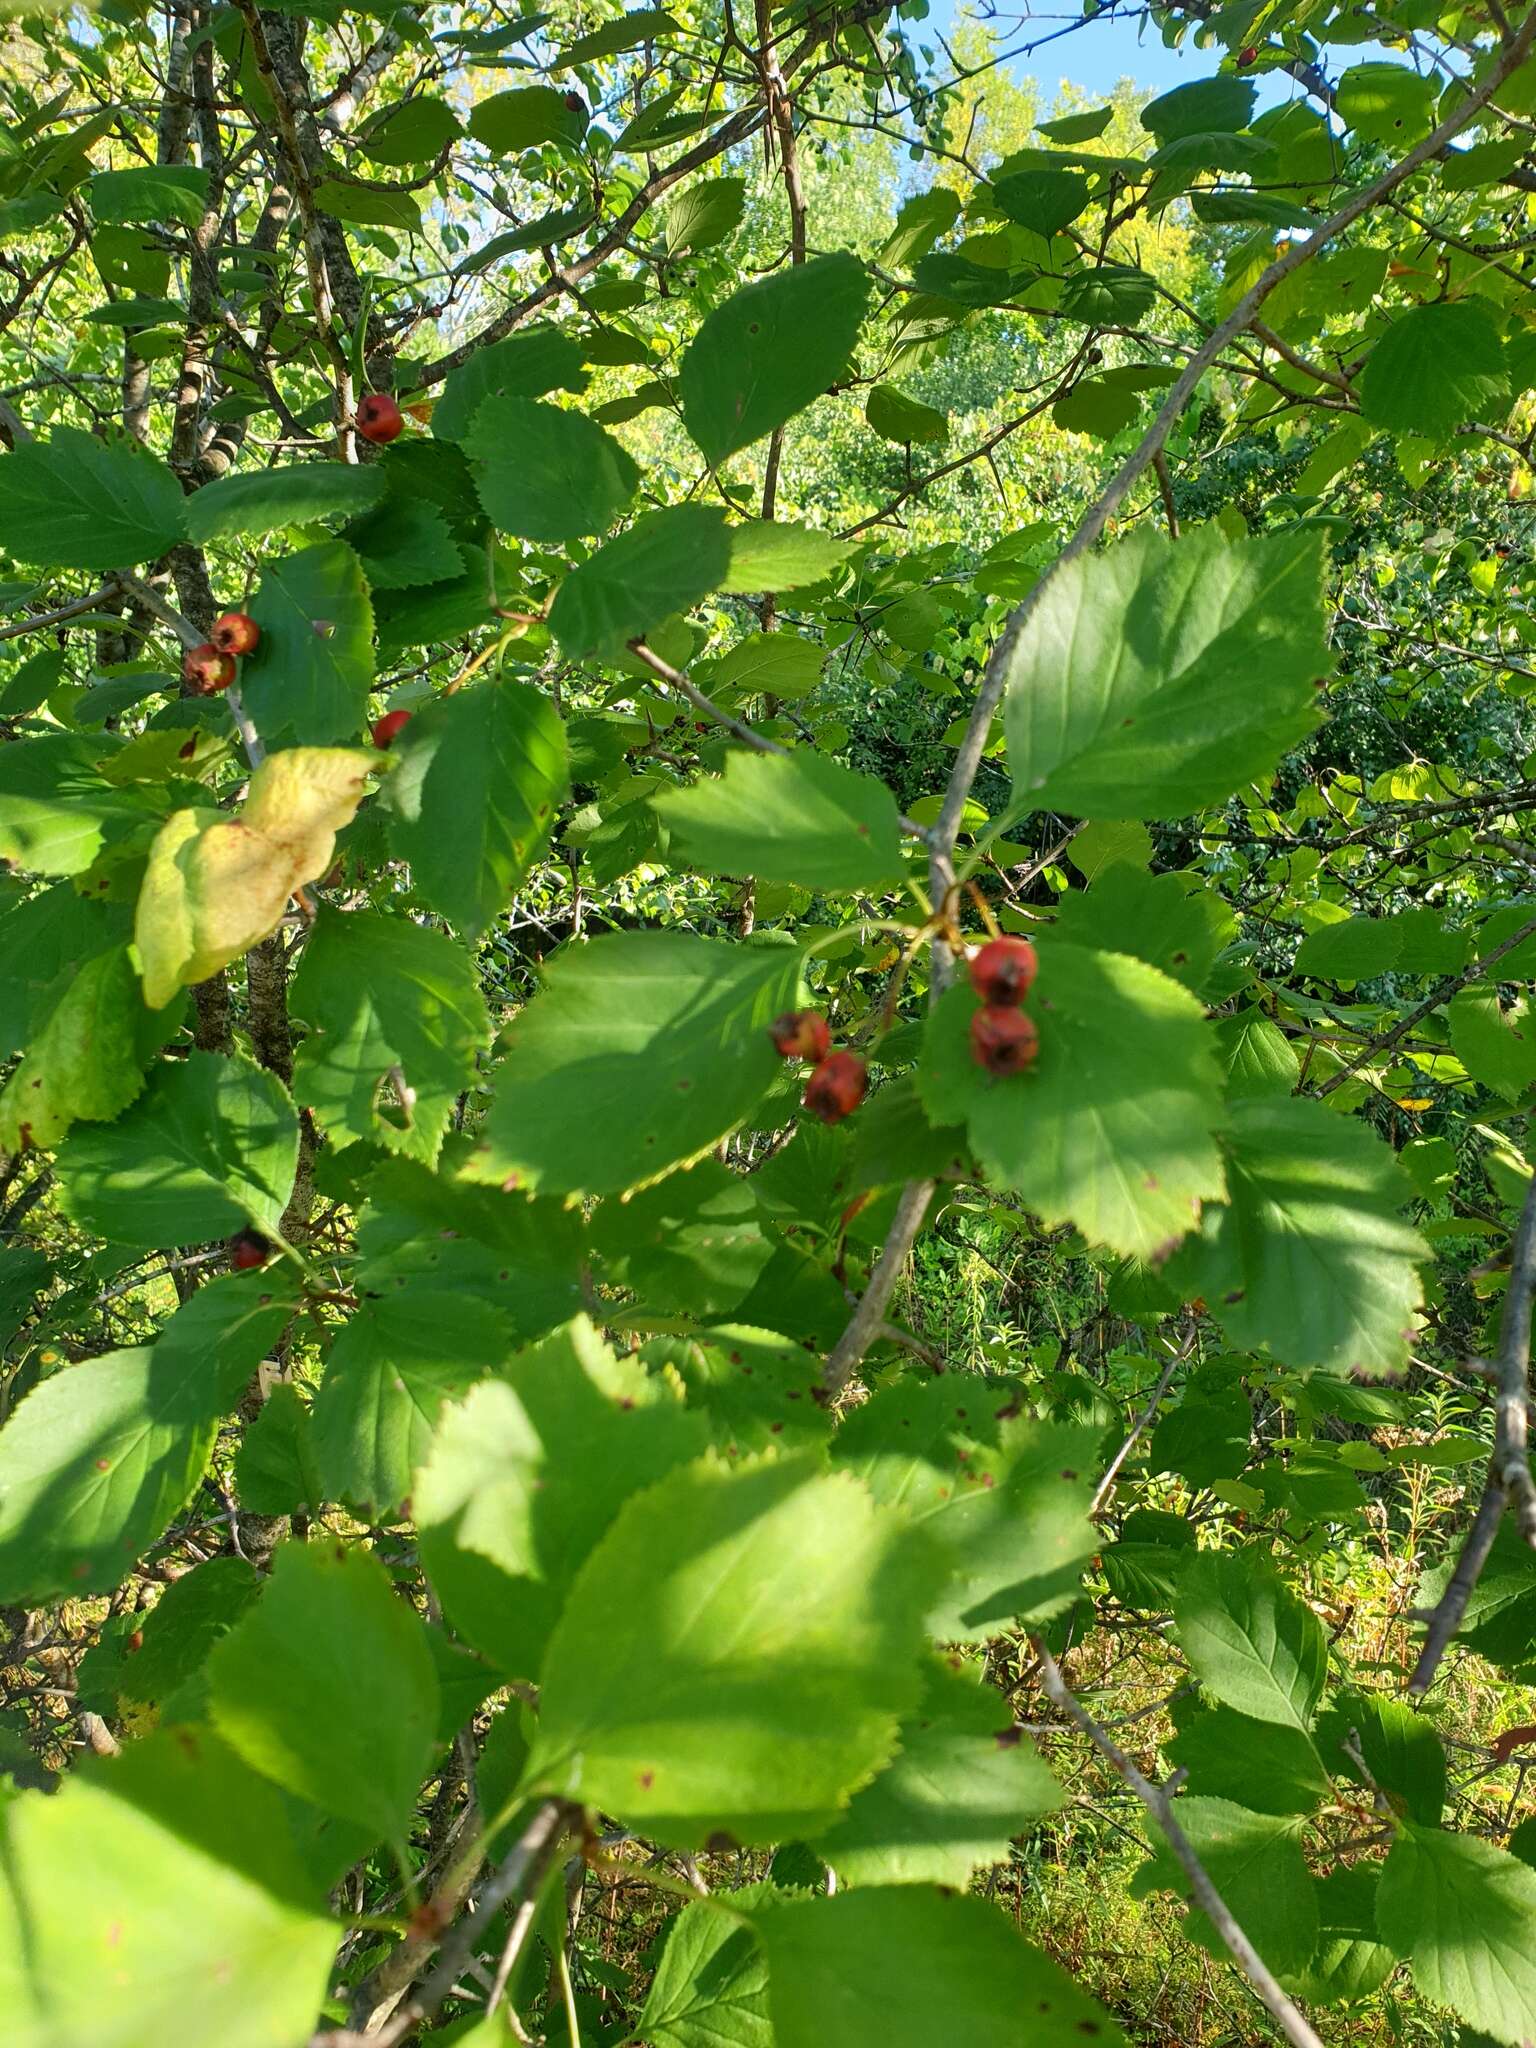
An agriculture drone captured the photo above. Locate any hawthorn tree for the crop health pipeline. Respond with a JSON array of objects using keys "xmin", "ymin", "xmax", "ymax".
[{"xmin": 2, "ymin": 0, "xmax": 1536, "ymax": 2042}]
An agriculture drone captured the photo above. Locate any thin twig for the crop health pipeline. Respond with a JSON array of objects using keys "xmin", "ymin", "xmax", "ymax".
[
  {"xmin": 1032, "ymin": 1639, "xmax": 1326, "ymax": 2048},
  {"xmin": 1409, "ymin": 1177, "xmax": 1536, "ymax": 1696},
  {"xmin": 1090, "ymin": 1328, "xmax": 1193, "ymax": 1518},
  {"xmin": 818, "ymin": 7, "xmax": 1536, "ymax": 1398}
]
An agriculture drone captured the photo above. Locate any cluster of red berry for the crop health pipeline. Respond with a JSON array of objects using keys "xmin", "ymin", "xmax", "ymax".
[
  {"xmin": 770, "ymin": 1011, "xmax": 867, "ymax": 1125},
  {"xmin": 967, "ymin": 936, "xmax": 1041, "ymax": 1076},
  {"xmin": 181, "ymin": 608, "xmax": 260, "ymax": 697},
  {"xmin": 180, "ymin": 615, "xmax": 409, "ymax": 750}
]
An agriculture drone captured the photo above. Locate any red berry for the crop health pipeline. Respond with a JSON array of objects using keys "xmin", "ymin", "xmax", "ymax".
[
  {"xmin": 971, "ymin": 1006, "xmax": 1040, "ymax": 1077},
  {"xmin": 1237, "ymin": 44, "xmax": 1257, "ymax": 65},
  {"xmin": 211, "ymin": 610, "xmax": 260, "ymax": 657},
  {"xmin": 229, "ymin": 1228, "xmax": 271, "ymax": 1271},
  {"xmin": 967, "ymin": 936, "xmax": 1038, "ymax": 1007},
  {"xmin": 564, "ymin": 90, "xmax": 586, "ymax": 113},
  {"xmin": 126, "ymin": 1628, "xmax": 144, "ymax": 1653},
  {"xmin": 183, "ymin": 642, "xmax": 237, "ymax": 694},
  {"xmin": 371, "ymin": 708, "xmax": 413, "ymax": 749},
  {"xmin": 803, "ymin": 1051, "xmax": 866, "ymax": 1125},
  {"xmin": 356, "ymin": 393, "xmax": 404, "ymax": 444},
  {"xmin": 771, "ymin": 1010, "xmax": 832, "ymax": 1062}
]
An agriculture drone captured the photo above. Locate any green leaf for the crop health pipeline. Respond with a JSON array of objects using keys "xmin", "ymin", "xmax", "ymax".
[
  {"xmin": 1360, "ymin": 299, "xmax": 1509, "ymax": 440},
  {"xmin": 1377, "ymin": 1826, "xmax": 1536, "ymax": 2045},
  {"xmin": 665, "ymin": 176, "xmax": 746, "ymax": 256},
  {"xmin": 990, "ymin": 169, "xmax": 1090, "ymax": 238},
  {"xmin": 916, "ymin": 948, "xmax": 1226, "ymax": 1261},
  {"xmin": 833, "ymin": 1382, "xmax": 1101, "ymax": 1639},
  {"xmin": 1449, "ymin": 986, "xmax": 1536, "ymax": 1104},
  {"xmin": 151, "ymin": 1270, "xmax": 303, "ymax": 1407},
  {"xmin": 1148, "ymin": 1368, "xmax": 1252, "ymax": 1486},
  {"xmin": 312, "ymin": 178, "xmax": 421, "ymax": 234},
  {"xmin": 713, "ymin": 631, "xmax": 826, "ymax": 699},
  {"xmin": 680, "ymin": 253, "xmax": 871, "ymax": 465},
  {"xmin": 209, "ymin": 1538, "xmax": 438, "ymax": 1844},
  {"xmin": 1057, "ymin": 263, "xmax": 1156, "ymax": 325},
  {"xmin": 0, "ymin": 645, "xmax": 67, "ymax": 717},
  {"xmin": 0, "ymin": 1761, "xmax": 337, "ymax": 2048},
  {"xmin": 184, "ymin": 463, "xmax": 384, "ymax": 544},
  {"xmin": 864, "ymin": 384, "xmax": 948, "ymax": 446},
  {"xmin": 591, "ymin": 1164, "xmax": 777, "ymax": 1319},
  {"xmin": 553, "ymin": 9, "xmax": 678, "ymax": 67},
  {"xmin": 234, "ymin": 1383, "xmax": 320, "ymax": 1515},
  {"xmin": 355, "ymin": 1157, "xmax": 586, "ymax": 1339},
  {"xmin": 0, "ymin": 735, "xmax": 161, "ymax": 876},
  {"xmin": 115, "ymin": 1555, "xmax": 263, "ymax": 1711},
  {"xmin": 463, "ymin": 931, "xmax": 802, "ymax": 1197},
  {"xmin": 469, "ymin": 396, "xmax": 638, "ymax": 541},
  {"xmin": 813, "ymin": 1658, "xmax": 1060, "ymax": 1886},
  {"xmin": 431, "ymin": 325, "xmax": 588, "ymax": 443},
  {"xmin": 1166, "ymin": 1097, "xmax": 1426, "ymax": 1376},
  {"xmin": 0, "ymin": 1348, "xmax": 218, "ymax": 1602},
  {"xmin": 1165, "ymin": 1705, "xmax": 1330, "ymax": 1816},
  {"xmin": 1337, "ymin": 61, "xmax": 1436, "ymax": 146},
  {"xmin": 359, "ymin": 94, "xmax": 461, "ymax": 165},
  {"xmin": 1051, "ymin": 865, "xmax": 1234, "ymax": 994},
  {"xmin": 1002, "ymin": 527, "xmax": 1328, "ymax": 820},
  {"xmin": 466, "ymin": 83, "xmax": 584, "ymax": 151},
  {"xmin": 722, "ymin": 522, "xmax": 854, "ymax": 593},
  {"xmin": 382, "ymin": 675, "xmax": 567, "ymax": 937},
  {"xmin": 1052, "ymin": 379, "xmax": 1141, "ymax": 439},
  {"xmin": 880, "ymin": 187, "xmax": 962, "ymax": 265},
  {"xmin": 636, "ymin": 1891, "xmax": 773, "ymax": 2048},
  {"xmin": 524, "ymin": 1452, "xmax": 942, "ymax": 1845},
  {"xmin": 655, "ymin": 750, "xmax": 906, "ymax": 891},
  {"xmin": 1328, "ymin": 1690, "xmax": 1446, "ymax": 1824},
  {"xmin": 312, "ymin": 1292, "xmax": 506, "ymax": 1516},
  {"xmin": 1141, "ymin": 77, "xmax": 1256, "ymax": 140},
  {"xmin": 0, "ymin": 426, "xmax": 185, "ymax": 570},
  {"xmin": 345, "ymin": 496, "xmax": 462, "ymax": 591},
  {"xmin": 290, "ymin": 906, "xmax": 491, "ymax": 1163},
  {"xmin": 650, "ymin": 1324, "xmax": 831, "ymax": 1451},
  {"xmin": 548, "ymin": 504, "xmax": 731, "ymax": 657},
  {"xmin": 1037, "ymin": 105, "xmax": 1114, "ymax": 143},
  {"xmin": 847, "ymin": 1077, "xmax": 968, "ymax": 1192},
  {"xmin": 134, "ymin": 748, "xmax": 378, "ymax": 1009},
  {"xmin": 1136, "ymin": 1797, "xmax": 1318, "ymax": 1978},
  {"xmin": 1282, "ymin": 1866, "xmax": 1395, "ymax": 2006},
  {"xmin": 241, "ymin": 543, "xmax": 375, "ymax": 745},
  {"xmin": 56, "ymin": 1051, "xmax": 299, "ymax": 1247},
  {"xmin": 1174, "ymin": 1549, "xmax": 1328, "ymax": 1732},
  {"xmin": 89, "ymin": 164, "xmax": 209, "ymax": 227},
  {"xmin": 0, "ymin": 942, "xmax": 162, "ymax": 1150},
  {"xmin": 756, "ymin": 1886, "xmax": 1125, "ymax": 2048},
  {"xmin": 416, "ymin": 1316, "xmax": 708, "ymax": 1677}
]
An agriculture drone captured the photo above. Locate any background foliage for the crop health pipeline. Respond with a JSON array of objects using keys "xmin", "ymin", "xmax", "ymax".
[{"xmin": 2, "ymin": 0, "xmax": 1536, "ymax": 2042}]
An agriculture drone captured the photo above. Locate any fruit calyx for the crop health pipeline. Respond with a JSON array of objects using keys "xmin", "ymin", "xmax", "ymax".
[
  {"xmin": 967, "ymin": 935, "xmax": 1038, "ymax": 1007},
  {"xmin": 803, "ymin": 1050, "xmax": 867, "ymax": 1124},
  {"xmin": 971, "ymin": 1006, "xmax": 1039, "ymax": 1076},
  {"xmin": 771, "ymin": 1009, "xmax": 832, "ymax": 1062}
]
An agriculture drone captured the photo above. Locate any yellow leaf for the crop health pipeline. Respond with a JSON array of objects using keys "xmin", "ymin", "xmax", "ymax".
[{"xmin": 135, "ymin": 747, "xmax": 378, "ymax": 1008}]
